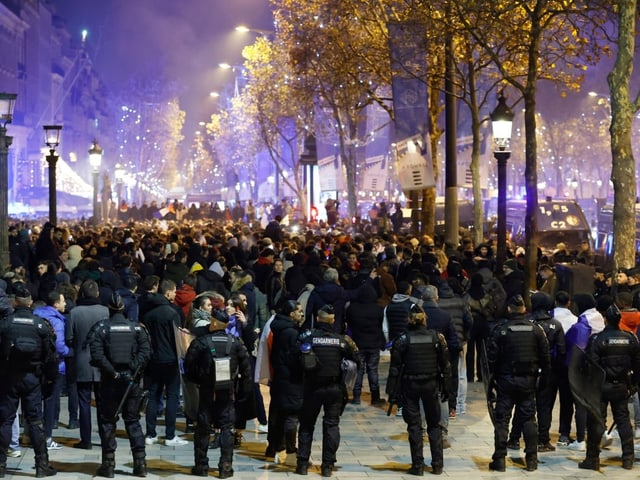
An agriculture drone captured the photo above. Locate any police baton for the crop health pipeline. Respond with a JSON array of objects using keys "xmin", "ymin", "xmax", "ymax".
[{"xmin": 113, "ymin": 365, "xmax": 142, "ymax": 422}]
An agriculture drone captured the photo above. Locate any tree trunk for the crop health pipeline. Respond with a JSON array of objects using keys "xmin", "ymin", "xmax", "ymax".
[
  {"xmin": 609, "ymin": 0, "xmax": 638, "ymax": 272},
  {"xmin": 523, "ymin": 89, "xmax": 539, "ymax": 294}
]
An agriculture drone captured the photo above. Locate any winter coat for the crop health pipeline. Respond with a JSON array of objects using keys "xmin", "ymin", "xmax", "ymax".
[
  {"xmin": 345, "ymin": 284, "xmax": 385, "ymax": 351},
  {"xmin": 65, "ymin": 298, "xmax": 109, "ymax": 382},
  {"xmin": 141, "ymin": 293, "xmax": 181, "ymax": 365},
  {"xmin": 34, "ymin": 305, "xmax": 70, "ymax": 374},
  {"xmin": 269, "ymin": 313, "xmax": 304, "ymax": 412}
]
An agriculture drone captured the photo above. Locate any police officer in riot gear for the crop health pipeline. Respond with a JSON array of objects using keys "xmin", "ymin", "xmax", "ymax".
[
  {"xmin": 486, "ymin": 295, "xmax": 550, "ymax": 473},
  {"xmin": 183, "ymin": 313, "xmax": 253, "ymax": 478},
  {"xmin": 0, "ymin": 286, "xmax": 57, "ymax": 477},
  {"xmin": 579, "ymin": 302, "xmax": 640, "ymax": 470},
  {"xmin": 90, "ymin": 294, "xmax": 151, "ymax": 478},
  {"xmin": 386, "ymin": 304, "xmax": 450, "ymax": 476},
  {"xmin": 295, "ymin": 305, "xmax": 361, "ymax": 478}
]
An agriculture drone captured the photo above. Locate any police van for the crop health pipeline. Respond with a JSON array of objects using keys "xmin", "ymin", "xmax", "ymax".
[
  {"xmin": 506, "ymin": 199, "xmax": 593, "ymax": 257},
  {"xmin": 596, "ymin": 203, "xmax": 640, "ymax": 261}
]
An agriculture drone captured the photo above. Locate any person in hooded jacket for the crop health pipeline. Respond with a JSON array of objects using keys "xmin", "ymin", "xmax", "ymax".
[
  {"xmin": 264, "ymin": 300, "xmax": 305, "ymax": 466},
  {"xmin": 383, "ymin": 281, "xmax": 416, "ymax": 344},
  {"xmin": 558, "ymin": 294, "xmax": 598, "ymax": 448},
  {"xmin": 421, "ymin": 285, "xmax": 460, "ymax": 447},
  {"xmin": 345, "ymin": 283, "xmax": 386, "ymax": 405},
  {"xmin": 436, "ymin": 280, "xmax": 472, "ymax": 418},
  {"xmin": 175, "ymin": 274, "xmax": 198, "ymax": 319}
]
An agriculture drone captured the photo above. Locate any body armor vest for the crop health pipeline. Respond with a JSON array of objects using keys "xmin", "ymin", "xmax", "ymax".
[
  {"xmin": 599, "ymin": 332, "xmax": 633, "ymax": 382},
  {"xmin": 5, "ymin": 314, "xmax": 43, "ymax": 369},
  {"xmin": 499, "ymin": 324, "xmax": 539, "ymax": 375},
  {"xmin": 311, "ymin": 332, "xmax": 343, "ymax": 379},
  {"xmin": 404, "ymin": 330, "xmax": 439, "ymax": 378},
  {"xmin": 108, "ymin": 323, "xmax": 137, "ymax": 367}
]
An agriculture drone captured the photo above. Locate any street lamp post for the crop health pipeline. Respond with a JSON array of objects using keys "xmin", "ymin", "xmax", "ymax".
[
  {"xmin": 490, "ymin": 91, "xmax": 514, "ymax": 270},
  {"xmin": 115, "ymin": 163, "xmax": 125, "ymax": 217},
  {"xmin": 88, "ymin": 140, "xmax": 103, "ymax": 224},
  {"xmin": 0, "ymin": 93, "xmax": 17, "ymax": 272},
  {"xmin": 43, "ymin": 125, "xmax": 62, "ymax": 226}
]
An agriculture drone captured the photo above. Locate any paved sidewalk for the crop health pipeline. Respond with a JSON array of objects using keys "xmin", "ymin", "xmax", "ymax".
[{"xmin": 5, "ymin": 355, "xmax": 640, "ymax": 479}]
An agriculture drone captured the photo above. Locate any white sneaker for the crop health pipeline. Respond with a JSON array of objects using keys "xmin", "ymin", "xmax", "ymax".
[
  {"xmin": 145, "ymin": 436, "xmax": 158, "ymax": 445},
  {"xmin": 257, "ymin": 423, "xmax": 269, "ymax": 433},
  {"xmin": 165, "ymin": 436, "xmax": 189, "ymax": 446},
  {"xmin": 46, "ymin": 439, "xmax": 63, "ymax": 450},
  {"xmin": 396, "ymin": 407, "xmax": 403, "ymax": 417},
  {"xmin": 567, "ymin": 440, "xmax": 586, "ymax": 451},
  {"xmin": 601, "ymin": 432, "xmax": 613, "ymax": 448},
  {"xmin": 7, "ymin": 448, "xmax": 22, "ymax": 458}
]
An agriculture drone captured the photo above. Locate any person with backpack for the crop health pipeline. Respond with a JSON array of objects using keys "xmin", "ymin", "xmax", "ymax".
[
  {"xmin": 0, "ymin": 286, "xmax": 58, "ymax": 477},
  {"xmin": 386, "ymin": 304, "xmax": 451, "ymax": 475},
  {"xmin": 183, "ymin": 313, "xmax": 253, "ymax": 478},
  {"xmin": 89, "ymin": 294, "xmax": 151, "ymax": 478}
]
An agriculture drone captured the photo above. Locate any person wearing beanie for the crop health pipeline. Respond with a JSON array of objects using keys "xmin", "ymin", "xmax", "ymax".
[
  {"xmin": 579, "ymin": 302, "xmax": 640, "ymax": 471},
  {"xmin": 89, "ymin": 293, "xmax": 151, "ymax": 478}
]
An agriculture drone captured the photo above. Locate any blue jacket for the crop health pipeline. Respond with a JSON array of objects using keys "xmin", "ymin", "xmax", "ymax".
[{"xmin": 34, "ymin": 305, "xmax": 70, "ymax": 374}]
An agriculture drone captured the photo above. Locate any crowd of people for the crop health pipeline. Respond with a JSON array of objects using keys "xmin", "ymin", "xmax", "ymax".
[{"xmin": 0, "ymin": 212, "xmax": 638, "ymax": 476}]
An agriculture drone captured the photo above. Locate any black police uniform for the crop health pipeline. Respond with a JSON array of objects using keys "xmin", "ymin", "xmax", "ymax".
[
  {"xmin": 486, "ymin": 309, "xmax": 550, "ymax": 472},
  {"xmin": 387, "ymin": 324, "xmax": 451, "ymax": 475},
  {"xmin": 296, "ymin": 321, "xmax": 360, "ymax": 477},
  {"xmin": 580, "ymin": 322, "xmax": 640, "ymax": 470},
  {"xmin": 0, "ymin": 304, "xmax": 58, "ymax": 477},
  {"xmin": 508, "ymin": 292, "xmax": 566, "ymax": 450},
  {"xmin": 183, "ymin": 328, "xmax": 253, "ymax": 478},
  {"xmin": 90, "ymin": 310, "xmax": 151, "ymax": 477}
]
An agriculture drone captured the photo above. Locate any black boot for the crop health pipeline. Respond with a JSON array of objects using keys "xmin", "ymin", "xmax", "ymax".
[
  {"xmin": 35, "ymin": 454, "xmax": 57, "ymax": 478},
  {"xmin": 489, "ymin": 457, "xmax": 505, "ymax": 472},
  {"xmin": 407, "ymin": 464, "xmax": 424, "ymax": 476},
  {"xmin": 525, "ymin": 453, "xmax": 537, "ymax": 472},
  {"xmin": 320, "ymin": 464, "xmax": 333, "ymax": 477},
  {"xmin": 578, "ymin": 457, "xmax": 599, "ymax": 470},
  {"xmin": 96, "ymin": 453, "xmax": 115, "ymax": 478},
  {"xmin": 295, "ymin": 461, "xmax": 308, "ymax": 475},
  {"xmin": 218, "ymin": 461, "xmax": 234, "ymax": 479},
  {"xmin": 371, "ymin": 388, "xmax": 386, "ymax": 406},
  {"xmin": 133, "ymin": 454, "xmax": 147, "ymax": 477},
  {"xmin": 0, "ymin": 463, "xmax": 5, "ymax": 478},
  {"xmin": 191, "ymin": 465, "xmax": 209, "ymax": 477}
]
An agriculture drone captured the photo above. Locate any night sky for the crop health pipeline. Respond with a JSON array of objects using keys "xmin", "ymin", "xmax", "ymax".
[{"xmin": 52, "ymin": 0, "xmax": 274, "ymax": 132}]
